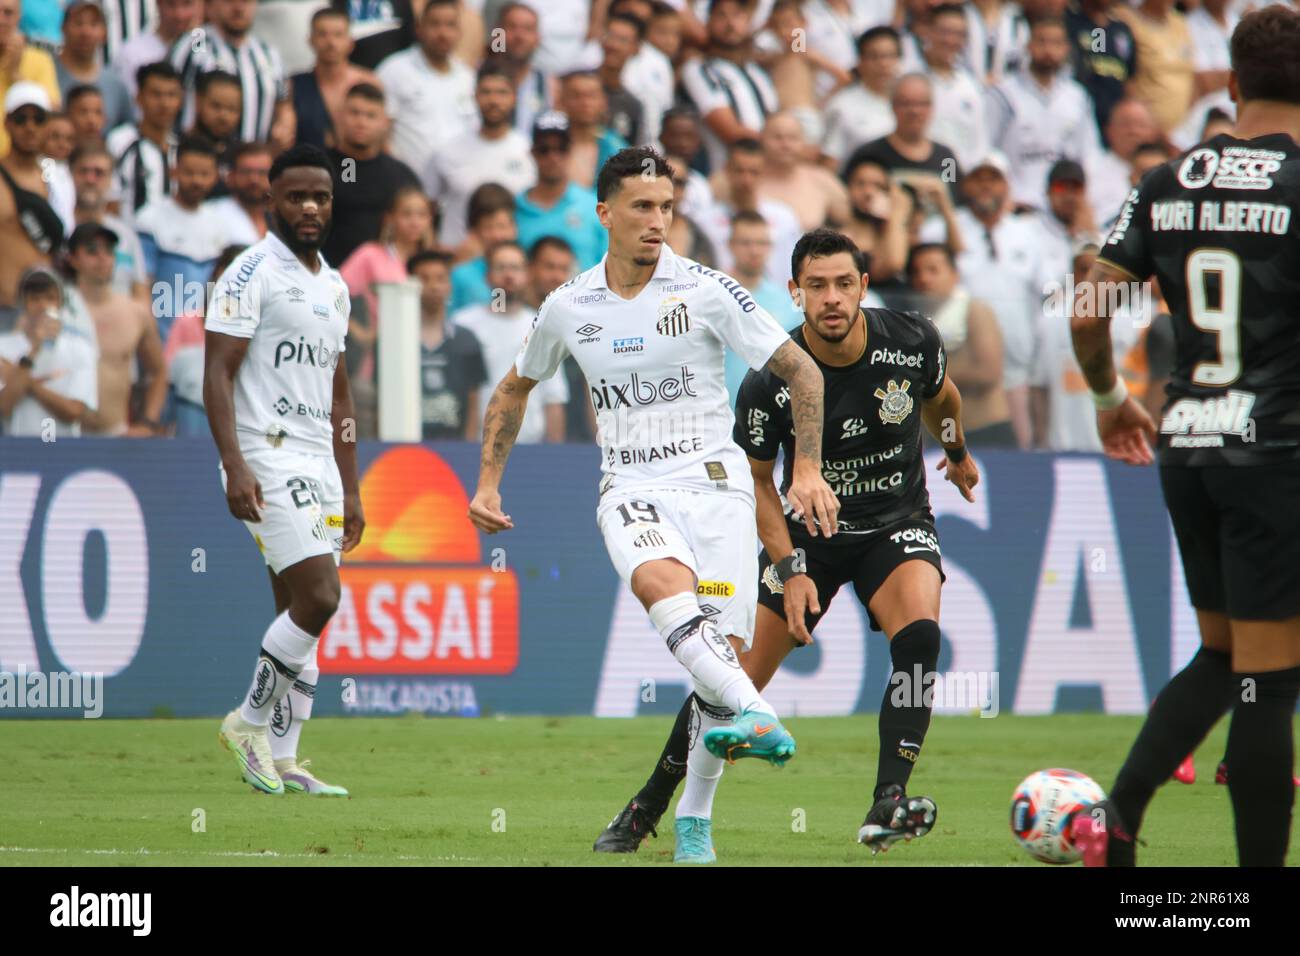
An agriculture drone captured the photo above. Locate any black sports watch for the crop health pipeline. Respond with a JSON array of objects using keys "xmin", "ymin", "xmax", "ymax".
[
  {"xmin": 944, "ymin": 443, "xmax": 967, "ymax": 463},
  {"xmin": 774, "ymin": 547, "xmax": 808, "ymax": 584},
  {"xmin": 18, "ymin": 355, "xmax": 34, "ymax": 370}
]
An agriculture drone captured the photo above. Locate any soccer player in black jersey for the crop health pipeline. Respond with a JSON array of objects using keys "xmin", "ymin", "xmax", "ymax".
[
  {"xmin": 1069, "ymin": 5, "xmax": 1300, "ymax": 867},
  {"xmin": 594, "ymin": 229, "xmax": 980, "ymax": 855}
]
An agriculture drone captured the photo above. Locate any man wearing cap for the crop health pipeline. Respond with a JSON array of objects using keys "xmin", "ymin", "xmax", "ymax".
[
  {"xmin": 0, "ymin": 0, "xmax": 60, "ymax": 159},
  {"xmin": 514, "ymin": 111, "xmax": 607, "ymax": 271},
  {"xmin": 1032, "ymin": 158, "xmax": 1097, "ymax": 288},
  {"xmin": 987, "ymin": 15, "xmax": 1102, "ymax": 211},
  {"xmin": 926, "ymin": 149, "xmax": 1048, "ymax": 448},
  {"xmin": 0, "ymin": 267, "xmax": 97, "ymax": 437},
  {"xmin": 55, "ymin": 1, "xmax": 133, "ymax": 132},
  {"xmin": 422, "ymin": 59, "xmax": 535, "ymax": 248},
  {"xmin": 0, "ymin": 81, "xmax": 64, "ymax": 318},
  {"xmin": 68, "ymin": 221, "xmax": 168, "ymax": 436}
]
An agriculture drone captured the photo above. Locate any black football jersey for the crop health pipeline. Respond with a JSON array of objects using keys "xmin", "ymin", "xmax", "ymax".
[
  {"xmin": 1098, "ymin": 132, "xmax": 1300, "ymax": 466},
  {"xmin": 733, "ymin": 309, "xmax": 947, "ymax": 533}
]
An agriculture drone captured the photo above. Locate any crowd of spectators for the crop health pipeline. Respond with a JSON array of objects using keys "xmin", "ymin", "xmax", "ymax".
[{"xmin": 0, "ymin": 0, "xmax": 1264, "ymax": 450}]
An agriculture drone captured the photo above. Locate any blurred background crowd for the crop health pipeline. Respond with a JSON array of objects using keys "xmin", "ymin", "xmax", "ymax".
[{"xmin": 0, "ymin": 0, "xmax": 1268, "ymax": 451}]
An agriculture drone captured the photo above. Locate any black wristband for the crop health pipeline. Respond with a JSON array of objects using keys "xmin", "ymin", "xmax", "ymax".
[
  {"xmin": 18, "ymin": 355, "xmax": 34, "ymax": 370},
  {"xmin": 944, "ymin": 443, "xmax": 967, "ymax": 463},
  {"xmin": 774, "ymin": 547, "xmax": 807, "ymax": 584}
]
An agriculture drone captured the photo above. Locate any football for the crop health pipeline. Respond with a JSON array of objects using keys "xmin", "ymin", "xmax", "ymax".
[{"xmin": 1009, "ymin": 769, "xmax": 1106, "ymax": 864}]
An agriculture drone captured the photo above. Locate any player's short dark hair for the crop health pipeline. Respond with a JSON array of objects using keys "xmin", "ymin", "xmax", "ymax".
[
  {"xmin": 791, "ymin": 228, "xmax": 861, "ymax": 282},
  {"xmin": 596, "ymin": 145, "xmax": 673, "ymax": 202},
  {"xmin": 856, "ymin": 25, "xmax": 901, "ymax": 56},
  {"xmin": 1230, "ymin": 5, "xmax": 1300, "ymax": 105},
  {"xmin": 176, "ymin": 133, "xmax": 219, "ymax": 164},
  {"xmin": 476, "ymin": 58, "xmax": 514, "ymax": 87},
  {"xmin": 486, "ymin": 239, "xmax": 526, "ymax": 268},
  {"xmin": 407, "ymin": 248, "xmax": 455, "ymax": 273},
  {"xmin": 907, "ymin": 241, "xmax": 956, "ymax": 274},
  {"xmin": 269, "ymin": 142, "xmax": 334, "ymax": 183},
  {"xmin": 730, "ymin": 208, "xmax": 768, "ymax": 230},
  {"xmin": 608, "ymin": 11, "xmax": 647, "ymax": 39},
  {"xmin": 345, "ymin": 81, "xmax": 385, "ymax": 105},
  {"xmin": 196, "ymin": 70, "xmax": 242, "ymax": 98},
  {"xmin": 137, "ymin": 60, "xmax": 181, "ymax": 91},
  {"xmin": 466, "ymin": 182, "xmax": 516, "ymax": 227},
  {"xmin": 528, "ymin": 235, "xmax": 575, "ymax": 262},
  {"xmin": 65, "ymin": 84, "xmax": 102, "ymax": 107}
]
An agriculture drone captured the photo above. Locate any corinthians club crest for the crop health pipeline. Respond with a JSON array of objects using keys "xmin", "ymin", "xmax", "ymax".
[{"xmin": 874, "ymin": 379, "xmax": 913, "ymax": 425}]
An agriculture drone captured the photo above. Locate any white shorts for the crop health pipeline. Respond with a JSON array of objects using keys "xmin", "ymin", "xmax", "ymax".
[
  {"xmin": 597, "ymin": 487, "xmax": 759, "ymax": 646},
  {"xmin": 221, "ymin": 445, "xmax": 344, "ymax": 575}
]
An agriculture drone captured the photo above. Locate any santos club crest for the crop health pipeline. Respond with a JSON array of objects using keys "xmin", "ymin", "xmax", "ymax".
[{"xmin": 874, "ymin": 379, "xmax": 913, "ymax": 425}]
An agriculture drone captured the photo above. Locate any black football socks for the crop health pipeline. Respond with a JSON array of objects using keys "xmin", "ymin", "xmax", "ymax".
[{"xmin": 875, "ymin": 619, "xmax": 941, "ymax": 801}]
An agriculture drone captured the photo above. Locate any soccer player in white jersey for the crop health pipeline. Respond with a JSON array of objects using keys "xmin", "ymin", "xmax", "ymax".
[
  {"xmin": 468, "ymin": 146, "xmax": 839, "ymax": 863},
  {"xmin": 204, "ymin": 144, "xmax": 364, "ymax": 797}
]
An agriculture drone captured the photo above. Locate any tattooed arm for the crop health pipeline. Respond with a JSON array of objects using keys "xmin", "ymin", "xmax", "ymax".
[
  {"xmin": 764, "ymin": 339, "xmax": 840, "ymax": 537},
  {"xmin": 468, "ymin": 366, "xmax": 539, "ymax": 534},
  {"xmin": 1071, "ymin": 260, "xmax": 1156, "ymax": 465}
]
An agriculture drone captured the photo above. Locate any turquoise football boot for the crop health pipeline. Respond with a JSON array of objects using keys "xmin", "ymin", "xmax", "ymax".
[
  {"xmin": 673, "ymin": 817, "xmax": 717, "ymax": 864},
  {"xmin": 703, "ymin": 708, "xmax": 796, "ymax": 766}
]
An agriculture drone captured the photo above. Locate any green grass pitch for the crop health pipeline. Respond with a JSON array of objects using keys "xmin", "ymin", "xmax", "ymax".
[{"xmin": 0, "ymin": 714, "xmax": 1280, "ymax": 866}]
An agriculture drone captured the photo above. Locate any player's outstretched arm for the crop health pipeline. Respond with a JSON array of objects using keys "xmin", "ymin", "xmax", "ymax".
[
  {"xmin": 1070, "ymin": 261, "xmax": 1157, "ymax": 466},
  {"xmin": 331, "ymin": 358, "xmax": 365, "ymax": 551},
  {"xmin": 203, "ymin": 330, "xmax": 264, "ymax": 522},
  {"xmin": 469, "ymin": 366, "xmax": 539, "ymax": 534},
  {"xmin": 764, "ymin": 339, "xmax": 839, "ymax": 537},
  {"xmin": 750, "ymin": 455, "xmax": 820, "ymax": 645},
  {"xmin": 922, "ymin": 376, "xmax": 979, "ymax": 503}
]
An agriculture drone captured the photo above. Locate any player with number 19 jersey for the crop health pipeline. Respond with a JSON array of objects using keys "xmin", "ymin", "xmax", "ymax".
[{"xmin": 516, "ymin": 243, "xmax": 793, "ymax": 644}]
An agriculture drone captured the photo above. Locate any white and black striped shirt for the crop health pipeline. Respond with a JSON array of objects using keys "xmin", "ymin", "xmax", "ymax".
[
  {"xmin": 101, "ymin": 0, "xmax": 158, "ymax": 64},
  {"xmin": 680, "ymin": 55, "xmax": 778, "ymax": 172},
  {"xmin": 107, "ymin": 124, "xmax": 177, "ymax": 224},
  {"xmin": 169, "ymin": 25, "xmax": 288, "ymax": 142}
]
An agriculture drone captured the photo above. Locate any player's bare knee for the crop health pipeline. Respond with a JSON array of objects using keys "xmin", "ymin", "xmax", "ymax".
[{"xmin": 630, "ymin": 558, "xmax": 696, "ymax": 608}]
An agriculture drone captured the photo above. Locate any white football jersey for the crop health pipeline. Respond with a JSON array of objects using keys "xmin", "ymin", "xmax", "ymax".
[
  {"xmin": 515, "ymin": 245, "xmax": 792, "ymax": 500},
  {"xmin": 205, "ymin": 231, "xmax": 350, "ymax": 456}
]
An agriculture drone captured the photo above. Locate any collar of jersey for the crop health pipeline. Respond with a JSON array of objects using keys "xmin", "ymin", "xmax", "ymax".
[
  {"xmin": 589, "ymin": 244, "xmax": 678, "ymax": 291},
  {"xmin": 265, "ymin": 229, "xmax": 327, "ymax": 271}
]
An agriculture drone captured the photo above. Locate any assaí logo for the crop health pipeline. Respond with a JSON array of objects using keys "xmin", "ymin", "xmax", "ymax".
[{"xmin": 320, "ymin": 447, "xmax": 519, "ymax": 678}]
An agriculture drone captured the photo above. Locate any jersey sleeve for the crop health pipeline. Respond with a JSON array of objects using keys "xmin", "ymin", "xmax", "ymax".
[
  {"xmin": 704, "ymin": 278, "xmax": 791, "ymax": 372},
  {"xmin": 205, "ymin": 256, "xmax": 264, "ymax": 339},
  {"xmin": 732, "ymin": 368, "xmax": 784, "ymax": 461},
  {"xmin": 514, "ymin": 294, "xmax": 570, "ymax": 383},
  {"xmin": 917, "ymin": 311, "xmax": 948, "ymax": 399},
  {"xmin": 680, "ymin": 59, "xmax": 731, "ymax": 117},
  {"xmin": 1098, "ymin": 168, "xmax": 1162, "ymax": 280}
]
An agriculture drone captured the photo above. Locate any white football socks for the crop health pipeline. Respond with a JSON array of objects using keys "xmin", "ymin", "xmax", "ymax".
[
  {"xmin": 676, "ymin": 695, "xmax": 730, "ymax": 820},
  {"xmin": 270, "ymin": 645, "xmax": 317, "ymax": 761},
  {"xmin": 239, "ymin": 611, "xmax": 317, "ymax": 726},
  {"xmin": 648, "ymin": 592, "xmax": 770, "ymax": 717}
]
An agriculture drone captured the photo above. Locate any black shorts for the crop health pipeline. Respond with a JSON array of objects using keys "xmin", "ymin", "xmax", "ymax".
[
  {"xmin": 1161, "ymin": 462, "xmax": 1300, "ymax": 621},
  {"xmin": 756, "ymin": 512, "xmax": 946, "ymax": 634}
]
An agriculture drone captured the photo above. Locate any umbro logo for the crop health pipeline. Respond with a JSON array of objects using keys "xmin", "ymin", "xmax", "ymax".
[
  {"xmin": 576, "ymin": 323, "xmax": 602, "ymax": 343},
  {"xmin": 286, "ymin": 287, "xmax": 305, "ymax": 302},
  {"xmin": 698, "ymin": 603, "xmax": 721, "ymax": 618},
  {"xmin": 273, "ymin": 396, "xmax": 292, "ymax": 416},
  {"xmin": 841, "ymin": 417, "xmax": 868, "ymax": 438}
]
